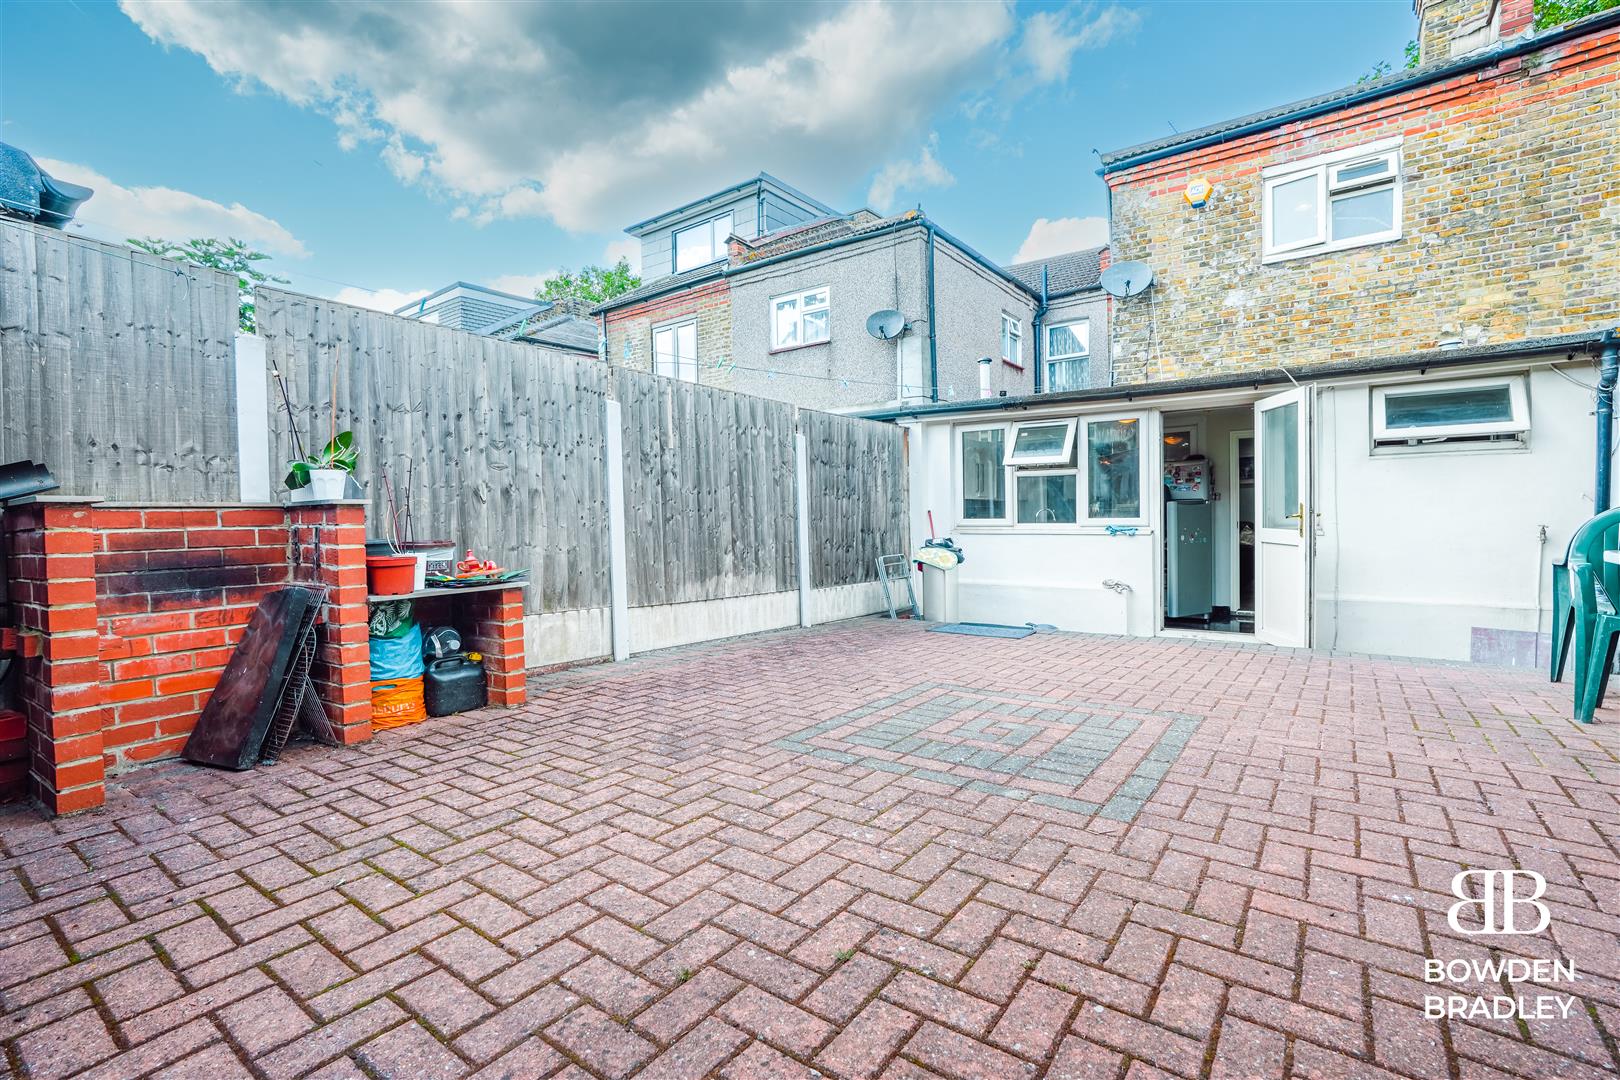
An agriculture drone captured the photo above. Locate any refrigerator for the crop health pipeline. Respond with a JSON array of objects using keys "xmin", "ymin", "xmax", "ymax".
[{"xmin": 1166, "ymin": 500, "xmax": 1214, "ymax": 618}]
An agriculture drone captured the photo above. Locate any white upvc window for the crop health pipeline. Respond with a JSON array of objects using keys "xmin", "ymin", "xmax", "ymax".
[
  {"xmin": 1004, "ymin": 419, "xmax": 1076, "ymax": 467},
  {"xmin": 956, "ymin": 411, "xmax": 1146, "ymax": 528},
  {"xmin": 1045, "ymin": 319, "xmax": 1089, "ymax": 393},
  {"xmin": 673, "ymin": 212, "xmax": 732, "ymax": 273},
  {"xmin": 1371, "ymin": 374, "xmax": 1529, "ymax": 446},
  {"xmin": 771, "ymin": 286, "xmax": 830, "ymax": 350},
  {"xmin": 1262, "ymin": 137, "xmax": 1402, "ymax": 262},
  {"xmin": 1001, "ymin": 313, "xmax": 1023, "ymax": 368},
  {"xmin": 652, "ymin": 318, "xmax": 698, "ymax": 382}
]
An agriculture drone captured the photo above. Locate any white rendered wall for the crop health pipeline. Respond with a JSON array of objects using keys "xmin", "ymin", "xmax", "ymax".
[{"xmin": 1312, "ymin": 366, "xmax": 1592, "ymax": 663}]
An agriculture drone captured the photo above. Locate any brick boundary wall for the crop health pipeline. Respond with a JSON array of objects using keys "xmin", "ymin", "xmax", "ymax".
[{"xmin": 0, "ymin": 497, "xmax": 526, "ymax": 815}]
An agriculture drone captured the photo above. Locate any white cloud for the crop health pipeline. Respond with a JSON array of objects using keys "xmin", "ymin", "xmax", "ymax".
[
  {"xmin": 1012, "ymin": 216, "xmax": 1109, "ymax": 263},
  {"xmin": 332, "ymin": 286, "xmax": 430, "ymax": 313},
  {"xmin": 867, "ymin": 134, "xmax": 954, "ymax": 212},
  {"xmin": 603, "ymin": 238, "xmax": 640, "ymax": 274},
  {"xmin": 1021, "ymin": 4, "xmax": 1142, "ymax": 85},
  {"xmin": 38, "ymin": 157, "xmax": 307, "ymax": 257},
  {"xmin": 119, "ymin": 0, "xmax": 1015, "ymax": 233}
]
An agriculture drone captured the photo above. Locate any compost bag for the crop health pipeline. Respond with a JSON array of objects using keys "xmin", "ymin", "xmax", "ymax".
[{"xmin": 369, "ymin": 607, "xmax": 427, "ymax": 729}]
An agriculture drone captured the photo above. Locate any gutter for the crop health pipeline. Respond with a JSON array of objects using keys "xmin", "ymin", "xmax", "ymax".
[
  {"xmin": 592, "ymin": 263, "xmax": 725, "ymax": 316},
  {"xmin": 1033, "ymin": 265, "xmax": 1049, "ymax": 395},
  {"xmin": 1098, "ymin": 8, "xmax": 1620, "ymax": 176},
  {"xmin": 855, "ymin": 330, "xmax": 1613, "ymax": 422}
]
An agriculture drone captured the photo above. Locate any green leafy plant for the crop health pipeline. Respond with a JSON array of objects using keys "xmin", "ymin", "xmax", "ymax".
[
  {"xmin": 127, "ymin": 237, "xmax": 288, "ymax": 333},
  {"xmin": 537, "ymin": 258, "xmax": 641, "ymax": 306},
  {"xmin": 1536, "ymin": 0, "xmax": 1619, "ymax": 27},
  {"xmin": 284, "ymin": 431, "xmax": 357, "ymax": 490}
]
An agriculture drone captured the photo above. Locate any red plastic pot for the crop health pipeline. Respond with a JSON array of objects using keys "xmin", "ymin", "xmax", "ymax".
[{"xmin": 366, "ymin": 554, "xmax": 418, "ymax": 596}]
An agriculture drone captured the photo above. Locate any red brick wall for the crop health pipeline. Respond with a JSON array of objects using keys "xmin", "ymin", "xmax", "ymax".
[{"xmin": 93, "ymin": 506, "xmax": 293, "ymax": 772}]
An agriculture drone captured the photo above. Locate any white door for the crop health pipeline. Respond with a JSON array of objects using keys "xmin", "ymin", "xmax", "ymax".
[{"xmin": 1254, "ymin": 386, "xmax": 1311, "ymax": 647}]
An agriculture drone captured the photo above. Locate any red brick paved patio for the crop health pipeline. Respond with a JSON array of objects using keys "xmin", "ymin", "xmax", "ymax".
[{"xmin": 3, "ymin": 619, "xmax": 1619, "ymax": 1079}]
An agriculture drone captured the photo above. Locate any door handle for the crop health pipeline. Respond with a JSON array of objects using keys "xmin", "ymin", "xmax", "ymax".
[{"xmin": 1285, "ymin": 502, "xmax": 1304, "ymax": 537}]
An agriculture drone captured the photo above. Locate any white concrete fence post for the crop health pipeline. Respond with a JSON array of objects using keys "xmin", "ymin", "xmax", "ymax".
[
  {"xmin": 604, "ymin": 397, "xmax": 631, "ymax": 661},
  {"xmin": 795, "ymin": 431, "xmax": 812, "ymax": 629},
  {"xmin": 234, "ymin": 335, "xmax": 271, "ymax": 503}
]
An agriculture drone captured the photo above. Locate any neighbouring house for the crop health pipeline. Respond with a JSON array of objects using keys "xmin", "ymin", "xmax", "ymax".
[
  {"xmin": 597, "ymin": 174, "xmax": 1108, "ymax": 412},
  {"xmin": 396, "ymin": 281, "xmax": 598, "ymax": 356},
  {"xmin": 0, "ymin": 142, "xmax": 92, "ymax": 228},
  {"xmin": 882, "ymin": 0, "xmax": 1620, "ymax": 665}
]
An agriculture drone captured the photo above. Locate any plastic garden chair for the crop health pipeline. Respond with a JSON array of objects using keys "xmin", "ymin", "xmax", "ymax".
[
  {"xmin": 1575, "ymin": 554, "xmax": 1620, "ymax": 723},
  {"xmin": 1550, "ymin": 508, "xmax": 1620, "ymax": 684}
]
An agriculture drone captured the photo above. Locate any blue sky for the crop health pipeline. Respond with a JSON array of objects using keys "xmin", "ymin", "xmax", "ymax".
[{"xmin": 1, "ymin": 1, "xmax": 1413, "ymax": 310}]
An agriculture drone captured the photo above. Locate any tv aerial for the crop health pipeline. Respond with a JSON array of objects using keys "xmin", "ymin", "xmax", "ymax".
[
  {"xmin": 1099, "ymin": 261, "xmax": 1155, "ymax": 299},
  {"xmin": 866, "ymin": 309, "xmax": 907, "ymax": 340}
]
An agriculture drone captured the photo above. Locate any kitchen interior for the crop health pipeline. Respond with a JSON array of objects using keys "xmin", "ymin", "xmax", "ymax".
[{"xmin": 1161, "ymin": 406, "xmax": 1254, "ymax": 634}]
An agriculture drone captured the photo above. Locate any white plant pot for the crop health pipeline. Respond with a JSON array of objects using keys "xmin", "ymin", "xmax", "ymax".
[{"xmin": 289, "ymin": 468, "xmax": 348, "ymax": 503}]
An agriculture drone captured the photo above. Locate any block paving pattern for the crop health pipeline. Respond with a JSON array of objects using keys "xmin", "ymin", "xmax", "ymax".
[{"xmin": 2, "ymin": 619, "xmax": 1619, "ymax": 1079}]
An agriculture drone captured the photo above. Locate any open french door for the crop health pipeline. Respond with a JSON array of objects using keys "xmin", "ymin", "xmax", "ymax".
[{"xmin": 1254, "ymin": 386, "xmax": 1312, "ymax": 647}]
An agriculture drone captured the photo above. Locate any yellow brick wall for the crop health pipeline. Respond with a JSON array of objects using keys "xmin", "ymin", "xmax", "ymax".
[
  {"xmin": 603, "ymin": 280, "xmax": 736, "ymax": 391},
  {"xmin": 1104, "ymin": 27, "xmax": 1620, "ymax": 385}
]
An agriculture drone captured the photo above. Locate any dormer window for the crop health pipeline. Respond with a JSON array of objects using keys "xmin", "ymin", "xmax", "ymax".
[
  {"xmin": 1262, "ymin": 137, "xmax": 1402, "ymax": 262},
  {"xmin": 674, "ymin": 212, "xmax": 733, "ymax": 273}
]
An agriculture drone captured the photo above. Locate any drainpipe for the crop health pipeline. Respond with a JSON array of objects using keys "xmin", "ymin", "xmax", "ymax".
[
  {"xmin": 925, "ymin": 221, "xmax": 939, "ymax": 402},
  {"xmin": 978, "ymin": 357, "xmax": 993, "ymax": 399},
  {"xmin": 1597, "ymin": 328, "xmax": 1620, "ymax": 511},
  {"xmin": 1033, "ymin": 265, "xmax": 1049, "ymax": 395}
]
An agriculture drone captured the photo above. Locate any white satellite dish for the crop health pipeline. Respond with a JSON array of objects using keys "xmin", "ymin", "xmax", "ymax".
[
  {"xmin": 1099, "ymin": 261, "xmax": 1155, "ymax": 299},
  {"xmin": 866, "ymin": 309, "xmax": 907, "ymax": 340}
]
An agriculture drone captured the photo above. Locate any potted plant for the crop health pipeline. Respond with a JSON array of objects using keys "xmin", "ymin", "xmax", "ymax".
[{"xmin": 286, "ymin": 431, "xmax": 357, "ymax": 503}]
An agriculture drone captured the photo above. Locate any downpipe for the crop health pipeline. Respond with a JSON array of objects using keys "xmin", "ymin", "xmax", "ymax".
[{"xmin": 1597, "ymin": 328, "xmax": 1620, "ymax": 511}]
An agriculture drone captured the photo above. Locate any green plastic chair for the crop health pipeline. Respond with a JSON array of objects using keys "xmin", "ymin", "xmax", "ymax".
[
  {"xmin": 1551, "ymin": 508, "xmax": 1620, "ymax": 684},
  {"xmin": 1575, "ymin": 557, "xmax": 1620, "ymax": 723}
]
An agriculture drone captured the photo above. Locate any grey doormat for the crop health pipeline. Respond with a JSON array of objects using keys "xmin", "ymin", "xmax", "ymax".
[{"xmin": 927, "ymin": 622, "xmax": 1036, "ymax": 639}]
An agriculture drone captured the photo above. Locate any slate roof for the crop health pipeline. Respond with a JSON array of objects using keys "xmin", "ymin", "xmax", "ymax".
[
  {"xmin": 515, "ymin": 313, "xmax": 599, "ymax": 352},
  {"xmin": 1004, "ymin": 246, "xmax": 1106, "ymax": 298}
]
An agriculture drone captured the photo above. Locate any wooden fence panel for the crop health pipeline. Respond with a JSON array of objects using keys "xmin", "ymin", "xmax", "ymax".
[
  {"xmin": 0, "ymin": 219, "xmax": 239, "ymax": 500},
  {"xmin": 614, "ymin": 368, "xmax": 799, "ymax": 607},
  {"xmin": 803, "ymin": 409, "xmax": 909, "ymax": 589},
  {"xmin": 257, "ymin": 289, "xmax": 611, "ymax": 615}
]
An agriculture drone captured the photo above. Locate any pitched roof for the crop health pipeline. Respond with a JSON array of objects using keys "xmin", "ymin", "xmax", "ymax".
[
  {"xmin": 1099, "ymin": 7, "xmax": 1620, "ymax": 173},
  {"xmin": 590, "ymin": 260, "xmax": 726, "ymax": 314},
  {"xmin": 1003, "ymin": 246, "xmax": 1106, "ymax": 298},
  {"xmin": 515, "ymin": 313, "xmax": 599, "ymax": 352},
  {"xmin": 622, "ymin": 172, "xmax": 840, "ymax": 235}
]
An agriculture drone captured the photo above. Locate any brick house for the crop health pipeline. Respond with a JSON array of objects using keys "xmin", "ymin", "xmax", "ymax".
[
  {"xmin": 596, "ymin": 175, "xmax": 1110, "ymax": 412},
  {"xmin": 882, "ymin": 0, "xmax": 1619, "ymax": 665}
]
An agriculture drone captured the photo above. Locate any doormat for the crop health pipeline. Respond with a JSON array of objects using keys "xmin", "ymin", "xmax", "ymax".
[{"xmin": 927, "ymin": 622, "xmax": 1035, "ymax": 639}]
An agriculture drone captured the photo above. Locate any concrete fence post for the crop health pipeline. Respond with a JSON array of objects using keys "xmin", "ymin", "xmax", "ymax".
[
  {"xmin": 235, "ymin": 335, "xmax": 271, "ymax": 503},
  {"xmin": 795, "ymin": 432, "xmax": 812, "ymax": 628},
  {"xmin": 604, "ymin": 397, "xmax": 630, "ymax": 661}
]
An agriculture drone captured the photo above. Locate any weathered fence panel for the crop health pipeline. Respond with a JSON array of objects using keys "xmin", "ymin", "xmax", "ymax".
[
  {"xmin": 615, "ymin": 368, "xmax": 798, "ymax": 607},
  {"xmin": 803, "ymin": 409, "xmax": 909, "ymax": 588},
  {"xmin": 0, "ymin": 218, "xmax": 239, "ymax": 500},
  {"xmin": 257, "ymin": 289, "xmax": 612, "ymax": 615}
]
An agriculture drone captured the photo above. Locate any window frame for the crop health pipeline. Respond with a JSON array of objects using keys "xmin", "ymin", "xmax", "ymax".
[
  {"xmin": 1001, "ymin": 313, "xmax": 1024, "ymax": 369},
  {"xmin": 953, "ymin": 410, "xmax": 1148, "ymax": 530},
  {"xmin": 1044, "ymin": 318, "xmax": 1091, "ymax": 392},
  {"xmin": 1004, "ymin": 419, "xmax": 1077, "ymax": 467},
  {"xmin": 672, "ymin": 212, "xmax": 733, "ymax": 274},
  {"xmin": 770, "ymin": 285, "xmax": 831, "ymax": 352},
  {"xmin": 958, "ymin": 421, "xmax": 1010, "ymax": 523},
  {"xmin": 1370, "ymin": 374, "xmax": 1529, "ymax": 443},
  {"xmin": 1261, "ymin": 137, "xmax": 1403, "ymax": 263},
  {"xmin": 651, "ymin": 317, "xmax": 699, "ymax": 383}
]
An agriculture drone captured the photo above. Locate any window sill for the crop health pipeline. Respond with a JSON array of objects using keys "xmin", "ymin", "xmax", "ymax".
[
  {"xmin": 1001, "ymin": 358, "xmax": 1025, "ymax": 371},
  {"xmin": 953, "ymin": 524, "xmax": 1154, "ymax": 536},
  {"xmin": 1261, "ymin": 232, "xmax": 1401, "ymax": 264},
  {"xmin": 769, "ymin": 340, "xmax": 831, "ymax": 356}
]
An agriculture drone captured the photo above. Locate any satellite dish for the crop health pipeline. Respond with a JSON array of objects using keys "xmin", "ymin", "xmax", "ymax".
[
  {"xmin": 866, "ymin": 309, "xmax": 907, "ymax": 340},
  {"xmin": 1099, "ymin": 261, "xmax": 1155, "ymax": 299}
]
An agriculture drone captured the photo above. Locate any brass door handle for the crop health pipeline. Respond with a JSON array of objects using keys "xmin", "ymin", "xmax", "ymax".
[{"xmin": 1284, "ymin": 502, "xmax": 1304, "ymax": 536}]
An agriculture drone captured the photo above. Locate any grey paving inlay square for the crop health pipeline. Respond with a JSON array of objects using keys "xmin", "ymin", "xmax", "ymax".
[{"xmin": 773, "ymin": 683, "xmax": 1199, "ymax": 821}]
